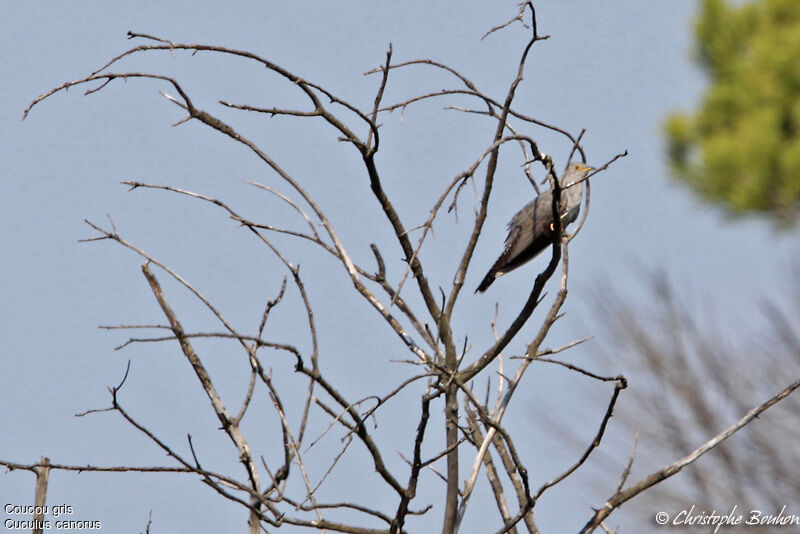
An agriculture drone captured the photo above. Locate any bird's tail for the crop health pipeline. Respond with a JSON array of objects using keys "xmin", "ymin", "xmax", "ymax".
[{"xmin": 475, "ymin": 270, "xmax": 496, "ymax": 293}]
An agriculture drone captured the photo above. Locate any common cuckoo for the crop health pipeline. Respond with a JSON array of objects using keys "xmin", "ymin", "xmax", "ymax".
[{"xmin": 475, "ymin": 162, "xmax": 592, "ymax": 293}]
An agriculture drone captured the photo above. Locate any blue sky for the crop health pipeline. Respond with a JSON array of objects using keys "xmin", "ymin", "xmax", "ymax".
[{"xmin": 2, "ymin": 2, "xmax": 797, "ymax": 532}]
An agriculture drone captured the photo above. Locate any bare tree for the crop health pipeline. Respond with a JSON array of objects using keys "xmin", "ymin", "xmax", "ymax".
[
  {"xmin": 3, "ymin": 4, "xmax": 797, "ymax": 533},
  {"xmin": 589, "ymin": 270, "xmax": 800, "ymax": 532}
]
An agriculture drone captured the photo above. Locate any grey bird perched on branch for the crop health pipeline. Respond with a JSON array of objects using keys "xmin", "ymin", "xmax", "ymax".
[{"xmin": 475, "ymin": 162, "xmax": 593, "ymax": 293}]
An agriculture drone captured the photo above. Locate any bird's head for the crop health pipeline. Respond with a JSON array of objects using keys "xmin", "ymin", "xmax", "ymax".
[{"xmin": 562, "ymin": 162, "xmax": 593, "ymax": 186}]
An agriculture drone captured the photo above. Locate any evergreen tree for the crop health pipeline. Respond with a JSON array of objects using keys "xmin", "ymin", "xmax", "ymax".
[{"xmin": 666, "ymin": 0, "xmax": 800, "ymax": 224}]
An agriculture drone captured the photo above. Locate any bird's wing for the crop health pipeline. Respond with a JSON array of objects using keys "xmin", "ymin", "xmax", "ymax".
[
  {"xmin": 475, "ymin": 189, "xmax": 558, "ymax": 292},
  {"xmin": 507, "ymin": 189, "xmax": 555, "ymax": 231},
  {"xmin": 497, "ymin": 192, "xmax": 555, "ymax": 274}
]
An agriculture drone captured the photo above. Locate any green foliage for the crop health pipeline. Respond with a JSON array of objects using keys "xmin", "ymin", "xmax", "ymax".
[{"xmin": 665, "ymin": 0, "xmax": 800, "ymax": 224}]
